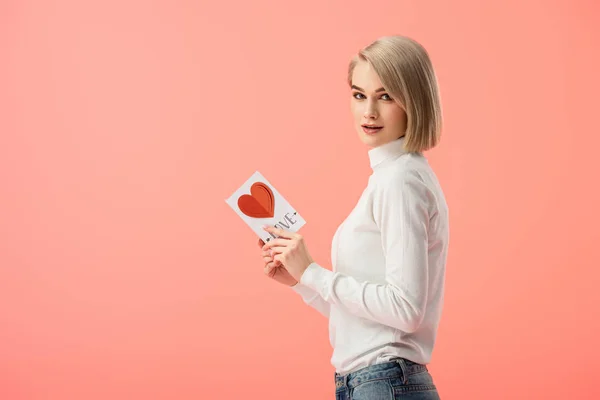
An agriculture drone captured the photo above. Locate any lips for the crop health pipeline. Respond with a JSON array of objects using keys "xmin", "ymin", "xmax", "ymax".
[{"xmin": 362, "ymin": 124, "xmax": 383, "ymax": 135}]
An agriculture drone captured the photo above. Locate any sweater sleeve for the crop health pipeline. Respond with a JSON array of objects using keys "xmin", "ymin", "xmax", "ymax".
[
  {"xmin": 290, "ymin": 282, "xmax": 330, "ymax": 318},
  {"xmin": 298, "ymin": 172, "xmax": 432, "ymax": 333}
]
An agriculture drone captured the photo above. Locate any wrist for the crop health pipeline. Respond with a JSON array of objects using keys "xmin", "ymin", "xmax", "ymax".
[{"xmin": 297, "ymin": 261, "xmax": 313, "ymax": 284}]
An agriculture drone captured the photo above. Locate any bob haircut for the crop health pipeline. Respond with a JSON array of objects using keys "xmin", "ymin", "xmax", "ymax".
[{"xmin": 348, "ymin": 35, "xmax": 443, "ymax": 152}]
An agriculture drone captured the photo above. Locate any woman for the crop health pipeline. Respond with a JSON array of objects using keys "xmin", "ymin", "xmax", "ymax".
[{"xmin": 259, "ymin": 35, "xmax": 448, "ymax": 400}]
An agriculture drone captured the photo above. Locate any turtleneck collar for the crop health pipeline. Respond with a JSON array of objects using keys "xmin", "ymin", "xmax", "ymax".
[{"xmin": 368, "ymin": 136, "xmax": 408, "ymax": 170}]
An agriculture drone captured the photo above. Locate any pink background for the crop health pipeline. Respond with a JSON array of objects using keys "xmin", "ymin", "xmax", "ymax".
[{"xmin": 1, "ymin": 1, "xmax": 599, "ymax": 399}]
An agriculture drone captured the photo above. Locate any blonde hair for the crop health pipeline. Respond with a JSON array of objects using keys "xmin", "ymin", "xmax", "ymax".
[{"xmin": 348, "ymin": 35, "xmax": 443, "ymax": 152}]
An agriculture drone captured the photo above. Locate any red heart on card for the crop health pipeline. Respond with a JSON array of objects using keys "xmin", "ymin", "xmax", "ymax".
[{"xmin": 237, "ymin": 181, "xmax": 275, "ymax": 218}]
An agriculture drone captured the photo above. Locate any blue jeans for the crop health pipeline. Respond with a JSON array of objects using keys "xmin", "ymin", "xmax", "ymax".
[{"xmin": 334, "ymin": 358, "xmax": 440, "ymax": 399}]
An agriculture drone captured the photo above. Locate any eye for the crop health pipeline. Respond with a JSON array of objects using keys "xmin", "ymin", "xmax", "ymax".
[
  {"xmin": 381, "ymin": 93, "xmax": 392, "ymax": 101},
  {"xmin": 352, "ymin": 91, "xmax": 365, "ymax": 99}
]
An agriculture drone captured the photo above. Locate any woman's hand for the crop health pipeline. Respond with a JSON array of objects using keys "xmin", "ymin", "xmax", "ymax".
[
  {"xmin": 258, "ymin": 238, "xmax": 298, "ymax": 287},
  {"xmin": 261, "ymin": 225, "xmax": 315, "ymax": 282}
]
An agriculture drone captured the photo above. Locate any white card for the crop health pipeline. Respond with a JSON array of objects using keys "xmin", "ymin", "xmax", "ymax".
[{"xmin": 225, "ymin": 171, "xmax": 306, "ymax": 243}]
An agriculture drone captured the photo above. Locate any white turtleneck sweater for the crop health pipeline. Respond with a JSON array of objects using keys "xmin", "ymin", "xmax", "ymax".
[{"xmin": 291, "ymin": 136, "xmax": 449, "ymax": 375}]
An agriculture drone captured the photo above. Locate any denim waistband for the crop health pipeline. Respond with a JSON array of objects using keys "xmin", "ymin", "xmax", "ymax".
[{"xmin": 334, "ymin": 358, "xmax": 428, "ymax": 390}]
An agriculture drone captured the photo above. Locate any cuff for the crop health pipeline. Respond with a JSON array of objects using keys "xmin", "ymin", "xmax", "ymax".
[
  {"xmin": 299, "ymin": 262, "xmax": 334, "ymax": 298},
  {"xmin": 290, "ymin": 282, "xmax": 316, "ymax": 299}
]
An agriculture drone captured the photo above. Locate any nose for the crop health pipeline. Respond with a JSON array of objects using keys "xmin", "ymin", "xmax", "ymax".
[{"xmin": 364, "ymin": 99, "xmax": 378, "ymax": 119}]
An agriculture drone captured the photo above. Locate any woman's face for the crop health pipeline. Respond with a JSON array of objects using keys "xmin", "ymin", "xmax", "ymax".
[{"xmin": 350, "ymin": 59, "xmax": 407, "ymax": 148}]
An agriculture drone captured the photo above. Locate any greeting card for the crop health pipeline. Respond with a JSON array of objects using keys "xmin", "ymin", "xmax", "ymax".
[{"xmin": 225, "ymin": 171, "xmax": 306, "ymax": 243}]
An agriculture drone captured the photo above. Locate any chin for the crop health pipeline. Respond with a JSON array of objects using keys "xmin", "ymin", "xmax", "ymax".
[{"xmin": 358, "ymin": 132, "xmax": 387, "ymax": 147}]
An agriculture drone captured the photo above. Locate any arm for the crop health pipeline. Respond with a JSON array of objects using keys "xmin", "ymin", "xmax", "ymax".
[
  {"xmin": 290, "ymin": 282, "xmax": 330, "ymax": 319},
  {"xmin": 298, "ymin": 172, "xmax": 432, "ymax": 333}
]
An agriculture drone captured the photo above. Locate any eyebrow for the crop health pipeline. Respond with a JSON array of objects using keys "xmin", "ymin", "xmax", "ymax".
[{"xmin": 351, "ymin": 85, "xmax": 386, "ymax": 93}]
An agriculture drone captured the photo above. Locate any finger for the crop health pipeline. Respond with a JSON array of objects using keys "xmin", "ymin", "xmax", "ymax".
[
  {"xmin": 262, "ymin": 249, "xmax": 281, "ymax": 261},
  {"xmin": 268, "ymin": 246, "xmax": 285, "ymax": 255},
  {"xmin": 262, "ymin": 252, "xmax": 282, "ymax": 266},
  {"xmin": 266, "ymin": 258, "xmax": 282, "ymax": 267},
  {"xmin": 262, "ymin": 238, "xmax": 292, "ymax": 251},
  {"xmin": 263, "ymin": 253, "xmax": 281, "ymax": 264},
  {"xmin": 262, "ymin": 225, "xmax": 298, "ymax": 240},
  {"xmin": 262, "ymin": 247, "xmax": 283, "ymax": 256},
  {"xmin": 264, "ymin": 261, "xmax": 278, "ymax": 276},
  {"xmin": 258, "ymin": 238, "xmax": 265, "ymax": 247}
]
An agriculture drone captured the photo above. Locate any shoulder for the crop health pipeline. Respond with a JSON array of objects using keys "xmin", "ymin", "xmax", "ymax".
[
  {"xmin": 371, "ymin": 155, "xmax": 437, "ymax": 216},
  {"xmin": 374, "ymin": 154, "xmax": 430, "ymax": 192}
]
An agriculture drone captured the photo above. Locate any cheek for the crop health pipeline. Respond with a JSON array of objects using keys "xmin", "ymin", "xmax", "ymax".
[
  {"xmin": 383, "ymin": 106, "xmax": 406, "ymax": 127},
  {"xmin": 351, "ymin": 103, "xmax": 363, "ymax": 122}
]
